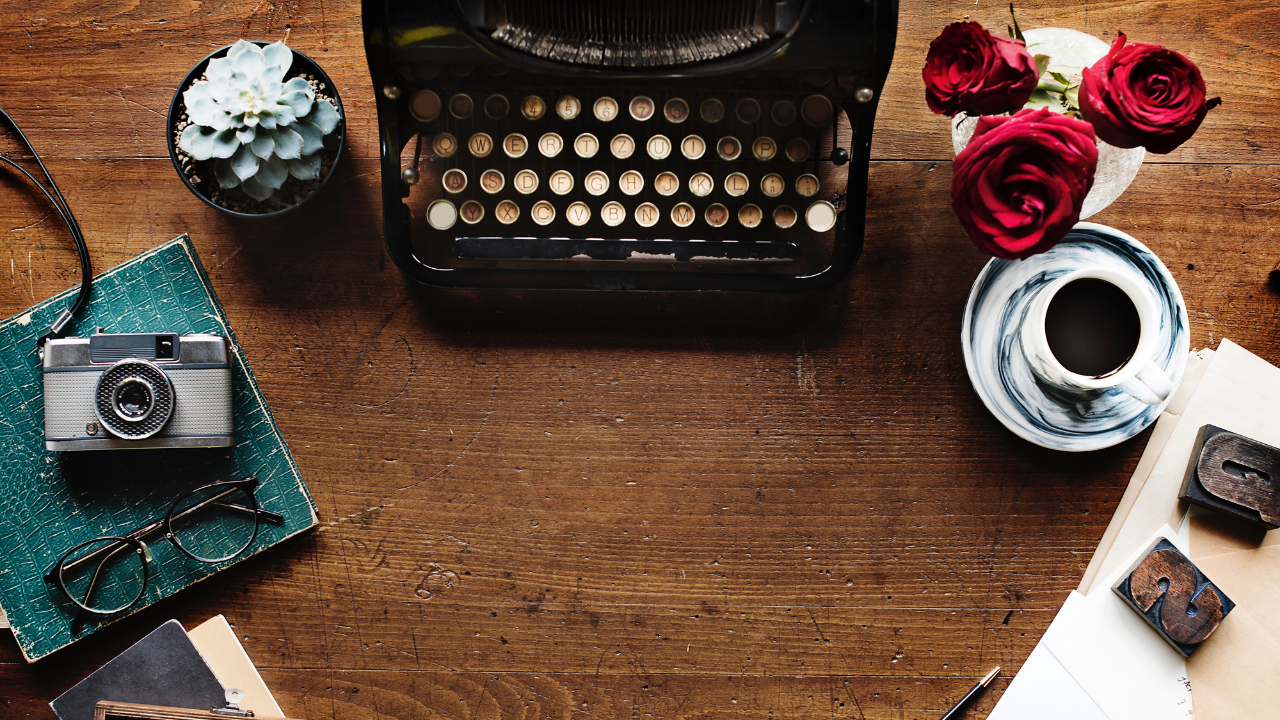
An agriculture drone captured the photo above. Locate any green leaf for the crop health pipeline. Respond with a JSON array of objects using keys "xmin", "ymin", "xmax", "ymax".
[
  {"xmin": 285, "ymin": 152, "xmax": 322, "ymax": 181},
  {"xmin": 231, "ymin": 143, "xmax": 260, "ymax": 180},
  {"xmin": 256, "ymin": 154, "xmax": 289, "ymax": 189},
  {"xmin": 179, "ymin": 125, "xmax": 216, "ymax": 161},
  {"xmin": 1009, "ymin": 3, "xmax": 1025, "ymax": 43},
  {"xmin": 251, "ymin": 132, "xmax": 275, "ymax": 160},
  {"xmin": 214, "ymin": 158, "xmax": 241, "ymax": 189},
  {"xmin": 236, "ymin": 126, "xmax": 256, "ymax": 144},
  {"xmin": 282, "ymin": 76, "xmax": 314, "ymax": 98},
  {"xmin": 1064, "ymin": 85, "xmax": 1081, "ymax": 110},
  {"xmin": 292, "ymin": 120, "xmax": 324, "ymax": 155},
  {"xmin": 270, "ymin": 127, "xmax": 303, "ymax": 159},
  {"xmin": 240, "ymin": 175, "xmax": 276, "ymax": 201},
  {"xmin": 306, "ymin": 98, "xmax": 341, "ymax": 135},
  {"xmin": 1049, "ymin": 71, "xmax": 1071, "ymax": 85},
  {"xmin": 279, "ymin": 90, "xmax": 314, "ymax": 117},
  {"xmin": 1034, "ymin": 54, "xmax": 1051, "ymax": 78},
  {"xmin": 1024, "ymin": 88, "xmax": 1068, "ymax": 114},
  {"xmin": 210, "ymin": 128, "xmax": 241, "ymax": 159}
]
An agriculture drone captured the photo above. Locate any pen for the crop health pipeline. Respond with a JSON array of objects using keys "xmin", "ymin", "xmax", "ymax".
[{"xmin": 939, "ymin": 666, "xmax": 1001, "ymax": 720}]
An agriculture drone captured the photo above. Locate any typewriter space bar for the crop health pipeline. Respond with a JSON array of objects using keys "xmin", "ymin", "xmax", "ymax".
[{"xmin": 453, "ymin": 237, "xmax": 799, "ymax": 263}]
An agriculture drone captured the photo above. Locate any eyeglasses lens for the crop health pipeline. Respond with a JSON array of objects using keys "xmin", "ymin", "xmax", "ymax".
[
  {"xmin": 170, "ymin": 485, "xmax": 259, "ymax": 562},
  {"xmin": 60, "ymin": 538, "xmax": 147, "ymax": 614}
]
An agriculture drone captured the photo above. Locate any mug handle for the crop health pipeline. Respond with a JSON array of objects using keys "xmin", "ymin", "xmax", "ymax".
[{"xmin": 1119, "ymin": 361, "xmax": 1173, "ymax": 406}]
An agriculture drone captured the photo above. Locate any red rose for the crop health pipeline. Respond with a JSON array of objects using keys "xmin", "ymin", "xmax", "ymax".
[
  {"xmin": 1079, "ymin": 33, "xmax": 1222, "ymax": 154},
  {"xmin": 923, "ymin": 22, "xmax": 1039, "ymax": 117},
  {"xmin": 951, "ymin": 108, "xmax": 1098, "ymax": 259}
]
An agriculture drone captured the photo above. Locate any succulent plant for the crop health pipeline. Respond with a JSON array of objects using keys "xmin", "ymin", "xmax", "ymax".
[{"xmin": 178, "ymin": 40, "xmax": 342, "ymax": 201}]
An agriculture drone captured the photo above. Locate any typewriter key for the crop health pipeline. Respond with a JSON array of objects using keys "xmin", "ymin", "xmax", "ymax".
[
  {"xmin": 503, "ymin": 133, "xmax": 528, "ymax": 159},
  {"xmin": 681, "ymin": 135, "xmax": 706, "ymax": 160},
  {"xmin": 700, "ymin": 98, "xmax": 726, "ymax": 124},
  {"xmin": 594, "ymin": 97, "xmax": 619, "ymax": 122},
  {"xmin": 629, "ymin": 96, "xmax": 655, "ymax": 121},
  {"xmin": 484, "ymin": 94, "xmax": 510, "ymax": 120},
  {"xmin": 450, "ymin": 65, "xmax": 474, "ymax": 77},
  {"xmin": 468, "ymin": 133, "xmax": 494, "ymax": 158},
  {"xmin": 619, "ymin": 170, "xmax": 645, "ymax": 196},
  {"xmin": 654, "ymin": 172, "xmax": 679, "ymax": 196},
  {"xmin": 410, "ymin": 90, "xmax": 441, "ymax": 122},
  {"xmin": 449, "ymin": 93, "xmax": 474, "ymax": 119},
  {"xmin": 724, "ymin": 172, "xmax": 749, "ymax": 197},
  {"xmin": 785, "ymin": 138, "xmax": 810, "ymax": 163},
  {"xmin": 735, "ymin": 98, "xmax": 761, "ymax": 124},
  {"xmin": 752, "ymin": 137, "xmax": 777, "ymax": 162},
  {"xmin": 634, "ymin": 202, "xmax": 660, "ymax": 227},
  {"xmin": 795, "ymin": 173, "xmax": 820, "ymax": 198},
  {"xmin": 601, "ymin": 201, "xmax": 626, "ymax": 227},
  {"xmin": 647, "ymin": 135, "xmax": 672, "ymax": 160},
  {"xmin": 705, "ymin": 203, "xmax": 729, "ymax": 228},
  {"xmin": 538, "ymin": 133, "xmax": 564, "ymax": 158},
  {"xmin": 773, "ymin": 205, "xmax": 798, "ymax": 229},
  {"xmin": 442, "ymin": 169, "xmax": 467, "ymax": 193},
  {"xmin": 549, "ymin": 170, "xmax": 575, "ymax": 195},
  {"xmin": 670, "ymin": 202, "xmax": 695, "ymax": 228},
  {"xmin": 531, "ymin": 200, "xmax": 556, "ymax": 225},
  {"xmin": 801, "ymin": 95, "xmax": 834, "ymax": 126},
  {"xmin": 480, "ymin": 169, "xmax": 505, "ymax": 194},
  {"xmin": 514, "ymin": 169, "xmax": 539, "ymax": 194},
  {"xmin": 760, "ymin": 173, "xmax": 785, "ymax": 198},
  {"xmin": 771, "ymin": 100, "xmax": 797, "ymax": 126},
  {"xmin": 566, "ymin": 201, "xmax": 592, "ymax": 227},
  {"xmin": 556, "ymin": 95, "xmax": 581, "ymax": 120},
  {"xmin": 432, "ymin": 132, "xmax": 458, "ymax": 158},
  {"xmin": 663, "ymin": 98, "xmax": 690, "ymax": 123},
  {"xmin": 426, "ymin": 199, "xmax": 457, "ymax": 230},
  {"xmin": 688, "ymin": 172, "xmax": 714, "ymax": 197},
  {"xmin": 574, "ymin": 133, "xmax": 600, "ymax": 158},
  {"xmin": 717, "ymin": 136, "xmax": 742, "ymax": 161},
  {"xmin": 584, "ymin": 170, "xmax": 610, "ymax": 196},
  {"xmin": 738, "ymin": 204, "xmax": 763, "ymax": 228},
  {"xmin": 459, "ymin": 200, "xmax": 484, "ymax": 224},
  {"xmin": 522, "ymin": 95, "xmax": 546, "ymax": 120},
  {"xmin": 610, "ymin": 134, "xmax": 636, "ymax": 159},
  {"xmin": 805, "ymin": 200, "xmax": 838, "ymax": 232},
  {"xmin": 495, "ymin": 200, "xmax": 520, "ymax": 224}
]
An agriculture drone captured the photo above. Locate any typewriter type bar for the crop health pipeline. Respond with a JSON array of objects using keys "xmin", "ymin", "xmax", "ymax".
[{"xmin": 363, "ymin": 0, "xmax": 898, "ymax": 291}]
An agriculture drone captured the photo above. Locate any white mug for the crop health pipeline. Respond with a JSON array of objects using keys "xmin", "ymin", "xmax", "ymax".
[{"xmin": 1020, "ymin": 267, "xmax": 1173, "ymax": 405}]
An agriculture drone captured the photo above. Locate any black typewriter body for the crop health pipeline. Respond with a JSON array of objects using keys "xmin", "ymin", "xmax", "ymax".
[{"xmin": 362, "ymin": 0, "xmax": 898, "ymax": 291}]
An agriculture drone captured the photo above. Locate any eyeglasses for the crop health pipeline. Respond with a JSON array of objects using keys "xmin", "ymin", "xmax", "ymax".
[{"xmin": 44, "ymin": 477, "xmax": 283, "ymax": 631}]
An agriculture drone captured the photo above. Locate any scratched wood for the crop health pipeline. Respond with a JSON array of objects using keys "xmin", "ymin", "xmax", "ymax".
[{"xmin": 0, "ymin": 0, "xmax": 1278, "ymax": 718}]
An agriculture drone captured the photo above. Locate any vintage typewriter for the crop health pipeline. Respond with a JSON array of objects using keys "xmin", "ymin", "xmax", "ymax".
[{"xmin": 362, "ymin": 0, "xmax": 897, "ymax": 291}]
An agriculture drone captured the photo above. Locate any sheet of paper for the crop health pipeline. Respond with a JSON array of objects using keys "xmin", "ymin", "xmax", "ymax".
[{"xmin": 188, "ymin": 615, "xmax": 285, "ymax": 718}]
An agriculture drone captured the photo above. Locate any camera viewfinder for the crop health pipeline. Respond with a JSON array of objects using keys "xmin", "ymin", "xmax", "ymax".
[{"xmin": 155, "ymin": 336, "xmax": 175, "ymax": 360}]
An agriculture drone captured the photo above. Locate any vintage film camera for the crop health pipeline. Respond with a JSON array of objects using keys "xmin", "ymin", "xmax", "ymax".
[{"xmin": 43, "ymin": 331, "xmax": 234, "ymax": 451}]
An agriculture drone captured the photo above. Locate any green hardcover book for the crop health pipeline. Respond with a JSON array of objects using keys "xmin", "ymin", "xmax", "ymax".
[{"xmin": 0, "ymin": 236, "xmax": 317, "ymax": 661}]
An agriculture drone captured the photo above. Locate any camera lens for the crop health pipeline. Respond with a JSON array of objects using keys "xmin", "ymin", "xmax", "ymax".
[
  {"xmin": 94, "ymin": 359, "xmax": 175, "ymax": 440},
  {"xmin": 114, "ymin": 379, "xmax": 154, "ymax": 421}
]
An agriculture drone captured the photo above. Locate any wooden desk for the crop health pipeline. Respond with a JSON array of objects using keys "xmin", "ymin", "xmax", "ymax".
[{"xmin": 1, "ymin": 2, "xmax": 1276, "ymax": 717}]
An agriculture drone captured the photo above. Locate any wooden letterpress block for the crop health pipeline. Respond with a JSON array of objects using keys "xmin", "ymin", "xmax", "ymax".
[
  {"xmin": 1179, "ymin": 424, "xmax": 1280, "ymax": 530},
  {"xmin": 1112, "ymin": 538, "xmax": 1235, "ymax": 657}
]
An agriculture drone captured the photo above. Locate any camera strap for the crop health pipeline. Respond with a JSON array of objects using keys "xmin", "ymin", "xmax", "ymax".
[{"xmin": 0, "ymin": 108, "xmax": 93, "ymax": 354}]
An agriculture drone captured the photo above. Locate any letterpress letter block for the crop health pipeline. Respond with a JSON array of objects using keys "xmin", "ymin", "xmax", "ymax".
[
  {"xmin": 1112, "ymin": 538, "xmax": 1235, "ymax": 657},
  {"xmin": 1178, "ymin": 425, "xmax": 1280, "ymax": 530}
]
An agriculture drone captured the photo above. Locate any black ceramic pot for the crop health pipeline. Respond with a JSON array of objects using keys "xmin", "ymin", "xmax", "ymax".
[{"xmin": 166, "ymin": 41, "xmax": 345, "ymax": 218}]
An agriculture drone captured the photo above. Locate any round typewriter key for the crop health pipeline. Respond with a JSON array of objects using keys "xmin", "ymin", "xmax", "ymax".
[
  {"xmin": 795, "ymin": 173, "xmax": 820, "ymax": 197},
  {"xmin": 634, "ymin": 202, "xmax": 660, "ymax": 228},
  {"xmin": 549, "ymin": 170, "xmax": 574, "ymax": 195},
  {"xmin": 785, "ymin": 137, "xmax": 811, "ymax": 162},
  {"xmin": 670, "ymin": 202, "xmax": 695, "ymax": 228},
  {"xmin": 574, "ymin": 133, "xmax": 600, "ymax": 158},
  {"xmin": 738, "ymin": 203, "xmax": 763, "ymax": 228},
  {"xmin": 773, "ymin": 204, "xmax": 798, "ymax": 229},
  {"xmin": 495, "ymin": 199, "xmax": 520, "ymax": 224},
  {"xmin": 619, "ymin": 170, "xmax": 645, "ymax": 196},
  {"xmin": 681, "ymin": 134, "xmax": 706, "ymax": 160},
  {"xmin": 704, "ymin": 203, "xmax": 729, "ymax": 228},
  {"xmin": 449, "ymin": 65, "xmax": 474, "ymax": 77},
  {"xmin": 538, "ymin": 132, "xmax": 564, "ymax": 158},
  {"xmin": 485, "ymin": 64, "xmax": 509, "ymax": 76},
  {"xmin": 522, "ymin": 95, "xmax": 547, "ymax": 120},
  {"xmin": 413, "ymin": 63, "xmax": 442, "ymax": 81},
  {"xmin": 601, "ymin": 201, "xmax": 627, "ymax": 227},
  {"xmin": 724, "ymin": 172, "xmax": 749, "ymax": 197},
  {"xmin": 663, "ymin": 98, "xmax": 690, "ymax": 123},
  {"xmin": 556, "ymin": 95, "xmax": 581, "ymax": 120},
  {"xmin": 442, "ymin": 168, "xmax": 467, "ymax": 193},
  {"xmin": 480, "ymin": 169, "xmax": 505, "ymax": 194},
  {"xmin": 593, "ymin": 96, "xmax": 619, "ymax": 122},
  {"xmin": 654, "ymin": 171, "xmax": 679, "ymax": 196},
  {"xmin": 646, "ymin": 134, "xmax": 672, "ymax": 160},
  {"xmin": 805, "ymin": 200, "xmax": 838, "ymax": 232},
  {"xmin": 584, "ymin": 170, "xmax": 610, "ymax": 196},
  {"xmin": 484, "ymin": 94, "xmax": 510, "ymax": 120},
  {"xmin": 717, "ymin": 136, "xmax": 742, "ymax": 161},
  {"xmin": 566, "ymin": 201, "xmax": 591, "ymax": 227},
  {"xmin": 426, "ymin": 199, "xmax": 457, "ymax": 230},
  {"xmin": 514, "ymin": 169, "xmax": 539, "ymax": 194},
  {"xmin": 752, "ymin": 136, "xmax": 777, "ymax": 162},
  {"xmin": 700, "ymin": 98, "xmax": 726, "ymax": 124},
  {"xmin": 801, "ymin": 94, "xmax": 834, "ymax": 126},
  {"xmin": 531, "ymin": 200, "xmax": 556, "ymax": 226},
  {"xmin": 610, "ymin": 134, "xmax": 636, "ymax": 159},
  {"xmin": 410, "ymin": 90, "xmax": 441, "ymax": 122},
  {"xmin": 770, "ymin": 99, "xmax": 797, "ymax": 126},
  {"xmin": 432, "ymin": 132, "xmax": 458, "ymax": 158},
  {"xmin": 629, "ymin": 95, "xmax": 655, "ymax": 121},
  {"xmin": 468, "ymin": 132, "xmax": 494, "ymax": 158},
  {"xmin": 459, "ymin": 200, "xmax": 484, "ymax": 224},
  {"xmin": 735, "ymin": 98, "xmax": 761, "ymax": 124},
  {"xmin": 688, "ymin": 172, "xmax": 714, "ymax": 197},
  {"xmin": 449, "ymin": 93, "xmax": 474, "ymax": 119},
  {"xmin": 503, "ymin": 133, "xmax": 529, "ymax": 159},
  {"xmin": 760, "ymin": 173, "xmax": 785, "ymax": 198}
]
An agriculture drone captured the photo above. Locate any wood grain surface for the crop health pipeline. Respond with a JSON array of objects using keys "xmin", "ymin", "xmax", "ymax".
[{"xmin": 1, "ymin": 1, "xmax": 1278, "ymax": 718}]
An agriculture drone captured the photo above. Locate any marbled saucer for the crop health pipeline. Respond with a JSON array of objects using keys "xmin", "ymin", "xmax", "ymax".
[{"xmin": 961, "ymin": 222, "xmax": 1189, "ymax": 452}]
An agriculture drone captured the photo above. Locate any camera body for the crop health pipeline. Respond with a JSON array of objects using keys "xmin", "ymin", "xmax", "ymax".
[{"xmin": 43, "ymin": 331, "xmax": 234, "ymax": 451}]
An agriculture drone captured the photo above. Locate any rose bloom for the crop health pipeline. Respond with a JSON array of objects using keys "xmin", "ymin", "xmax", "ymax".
[
  {"xmin": 951, "ymin": 108, "xmax": 1098, "ymax": 259},
  {"xmin": 923, "ymin": 22, "xmax": 1039, "ymax": 117},
  {"xmin": 1079, "ymin": 33, "xmax": 1221, "ymax": 154}
]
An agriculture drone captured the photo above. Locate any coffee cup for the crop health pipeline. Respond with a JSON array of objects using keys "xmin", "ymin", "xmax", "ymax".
[{"xmin": 1020, "ymin": 267, "xmax": 1173, "ymax": 405}]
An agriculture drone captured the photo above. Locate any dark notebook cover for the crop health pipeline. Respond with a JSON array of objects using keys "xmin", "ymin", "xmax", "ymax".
[
  {"xmin": 50, "ymin": 619, "xmax": 225, "ymax": 720},
  {"xmin": 0, "ymin": 236, "xmax": 318, "ymax": 661}
]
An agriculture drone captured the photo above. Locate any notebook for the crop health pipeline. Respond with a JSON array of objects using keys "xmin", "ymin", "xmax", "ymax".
[
  {"xmin": 188, "ymin": 615, "xmax": 284, "ymax": 717},
  {"xmin": 0, "ymin": 236, "xmax": 318, "ymax": 661}
]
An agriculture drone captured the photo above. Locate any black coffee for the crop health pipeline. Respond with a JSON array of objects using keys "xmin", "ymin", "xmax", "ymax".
[{"xmin": 1044, "ymin": 278, "xmax": 1141, "ymax": 377}]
